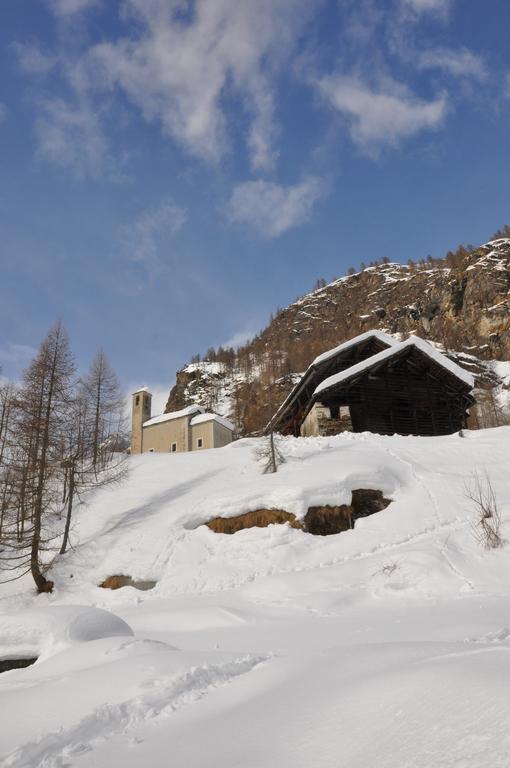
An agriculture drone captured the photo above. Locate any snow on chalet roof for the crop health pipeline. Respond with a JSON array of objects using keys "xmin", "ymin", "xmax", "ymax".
[
  {"xmin": 143, "ymin": 405, "xmax": 204, "ymax": 428},
  {"xmin": 314, "ymin": 336, "xmax": 475, "ymax": 397},
  {"xmin": 311, "ymin": 330, "xmax": 397, "ymax": 366},
  {"xmin": 269, "ymin": 330, "xmax": 398, "ymax": 427},
  {"xmin": 190, "ymin": 413, "xmax": 236, "ymax": 431}
]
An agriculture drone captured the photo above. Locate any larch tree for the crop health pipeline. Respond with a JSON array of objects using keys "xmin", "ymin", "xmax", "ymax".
[
  {"xmin": 11, "ymin": 321, "xmax": 75, "ymax": 592},
  {"xmin": 59, "ymin": 351, "xmax": 127, "ymax": 555},
  {"xmin": 0, "ymin": 326, "xmax": 128, "ymax": 589},
  {"xmin": 82, "ymin": 350, "xmax": 126, "ymax": 471}
]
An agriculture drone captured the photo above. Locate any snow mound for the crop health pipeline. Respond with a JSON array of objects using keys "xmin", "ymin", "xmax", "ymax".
[{"xmin": 0, "ymin": 605, "xmax": 133, "ymax": 661}]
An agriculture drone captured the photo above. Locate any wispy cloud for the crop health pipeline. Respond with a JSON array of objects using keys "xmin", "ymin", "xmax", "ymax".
[
  {"xmin": 0, "ymin": 343, "xmax": 37, "ymax": 380},
  {"xmin": 126, "ymin": 199, "xmax": 188, "ymax": 265},
  {"xmin": 317, "ymin": 74, "xmax": 447, "ymax": 151},
  {"xmin": 118, "ymin": 198, "xmax": 188, "ymax": 292},
  {"xmin": 88, "ymin": 0, "xmax": 316, "ymax": 172},
  {"xmin": 35, "ymin": 97, "xmax": 113, "ymax": 179},
  {"xmin": 401, "ymin": 0, "xmax": 452, "ymax": 19},
  {"xmin": 11, "ymin": 41, "xmax": 58, "ymax": 75},
  {"xmin": 222, "ymin": 330, "xmax": 255, "ymax": 349},
  {"xmin": 416, "ymin": 47, "xmax": 487, "ymax": 80},
  {"xmin": 226, "ymin": 177, "xmax": 326, "ymax": 238},
  {"xmin": 48, "ymin": 0, "xmax": 102, "ymax": 17}
]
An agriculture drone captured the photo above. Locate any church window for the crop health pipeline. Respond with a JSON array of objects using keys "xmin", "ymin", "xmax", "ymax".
[
  {"xmin": 197, "ymin": 437, "xmax": 203, "ymax": 448},
  {"xmin": 171, "ymin": 443, "xmax": 177, "ymax": 453}
]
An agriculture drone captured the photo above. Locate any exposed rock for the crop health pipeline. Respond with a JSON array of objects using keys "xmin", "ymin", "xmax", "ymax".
[
  {"xmin": 165, "ymin": 238, "xmax": 510, "ymax": 435},
  {"xmin": 351, "ymin": 489, "xmax": 392, "ymax": 519},
  {"xmin": 304, "ymin": 505, "xmax": 352, "ymax": 535}
]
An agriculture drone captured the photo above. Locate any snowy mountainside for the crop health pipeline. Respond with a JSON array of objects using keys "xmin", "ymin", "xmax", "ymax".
[
  {"xmin": 2, "ymin": 429, "xmax": 510, "ymax": 766},
  {"xmin": 165, "ymin": 238, "xmax": 510, "ymax": 433}
]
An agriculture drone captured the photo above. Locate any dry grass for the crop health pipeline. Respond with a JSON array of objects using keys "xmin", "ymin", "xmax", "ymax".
[
  {"xmin": 99, "ymin": 574, "xmax": 156, "ymax": 590},
  {"xmin": 204, "ymin": 489, "xmax": 393, "ymax": 536},
  {"xmin": 466, "ymin": 471, "xmax": 504, "ymax": 550},
  {"xmin": 206, "ymin": 509, "xmax": 302, "ymax": 534}
]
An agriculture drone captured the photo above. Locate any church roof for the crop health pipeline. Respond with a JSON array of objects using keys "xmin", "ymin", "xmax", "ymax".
[
  {"xmin": 190, "ymin": 413, "xmax": 235, "ymax": 431},
  {"xmin": 143, "ymin": 405, "xmax": 204, "ymax": 428}
]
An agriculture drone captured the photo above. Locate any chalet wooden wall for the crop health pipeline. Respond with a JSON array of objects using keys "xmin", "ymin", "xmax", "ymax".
[{"xmin": 320, "ymin": 355, "xmax": 470, "ymax": 436}]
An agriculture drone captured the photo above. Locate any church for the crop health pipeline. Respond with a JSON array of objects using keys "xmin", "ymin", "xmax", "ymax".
[{"xmin": 131, "ymin": 388, "xmax": 235, "ymax": 455}]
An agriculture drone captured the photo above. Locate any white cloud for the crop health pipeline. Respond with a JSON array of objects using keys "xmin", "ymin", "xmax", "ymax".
[
  {"xmin": 35, "ymin": 97, "xmax": 111, "ymax": 179},
  {"xmin": 417, "ymin": 48, "xmax": 487, "ymax": 80},
  {"xmin": 317, "ymin": 74, "xmax": 447, "ymax": 150},
  {"xmin": 88, "ymin": 0, "xmax": 315, "ymax": 172},
  {"xmin": 226, "ymin": 177, "xmax": 325, "ymax": 238},
  {"xmin": 49, "ymin": 0, "xmax": 101, "ymax": 16}
]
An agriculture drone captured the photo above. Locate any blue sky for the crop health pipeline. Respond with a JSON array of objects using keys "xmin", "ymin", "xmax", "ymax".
[{"xmin": 1, "ymin": 0, "xmax": 510, "ymax": 409}]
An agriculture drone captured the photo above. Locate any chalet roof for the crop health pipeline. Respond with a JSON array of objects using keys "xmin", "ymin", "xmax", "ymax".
[
  {"xmin": 190, "ymin": 413, "xmax": 236, "ymax": 431},
  {"xmin": 143, "ymin": 405, "xmax": 204, "ymax": 428},
  {"xmin": 315, "ymin": 336, "xmax": 475, "ymax": 397},
  {"xmin": 269, "ymin": 330, "xmax": 396, "ymax": 431},
  {"xmin": 311, "ymin": 330, "xmax": 397, "ymax": 366}
]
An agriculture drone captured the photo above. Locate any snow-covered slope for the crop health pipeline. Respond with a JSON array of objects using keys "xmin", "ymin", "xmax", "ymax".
[{"xmin": 2, "ymin": 429, "xmax": 510, "ymax": 767}]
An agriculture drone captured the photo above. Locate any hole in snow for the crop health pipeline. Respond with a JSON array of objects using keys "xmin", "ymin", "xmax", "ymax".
[{"xmin": 0, "ymin": 657, "xmax": 37, "ymax": 674}]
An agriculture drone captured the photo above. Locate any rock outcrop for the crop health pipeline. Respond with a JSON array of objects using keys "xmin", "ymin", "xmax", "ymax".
[{"xmin": 166, "ymin": 239, "xmax": 510, "ymax": 434}]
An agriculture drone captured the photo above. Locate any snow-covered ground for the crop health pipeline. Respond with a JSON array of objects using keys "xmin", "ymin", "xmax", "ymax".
[{"xmin": 1, "ymin": 429, "xmax": 510, "ymax": 767}]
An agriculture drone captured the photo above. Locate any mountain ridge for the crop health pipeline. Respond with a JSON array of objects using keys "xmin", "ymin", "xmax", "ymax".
[{"xmin": 165, "ymin": 237, "xmax": 510, "ymax": 434}]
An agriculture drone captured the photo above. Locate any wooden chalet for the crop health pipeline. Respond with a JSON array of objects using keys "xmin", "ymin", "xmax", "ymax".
[{"xmin": 269, "ymin": 331, "xmax": 475, "ymax": 438}]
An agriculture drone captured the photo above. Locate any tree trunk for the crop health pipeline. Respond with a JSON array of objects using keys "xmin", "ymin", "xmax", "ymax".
[{"xmin": 60, "ymin": 465, "xmax": 75, "ymax": 555}]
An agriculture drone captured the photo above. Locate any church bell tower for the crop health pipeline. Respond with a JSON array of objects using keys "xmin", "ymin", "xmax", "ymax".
[{"xmin": 131, "ymin": 388, "xmax": 152, "ymax": 454}]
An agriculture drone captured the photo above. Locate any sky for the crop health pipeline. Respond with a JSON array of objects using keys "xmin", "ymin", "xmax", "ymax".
[{"xmin": 1, "ymin": 0, "xmax": 510, "ymax": 411}]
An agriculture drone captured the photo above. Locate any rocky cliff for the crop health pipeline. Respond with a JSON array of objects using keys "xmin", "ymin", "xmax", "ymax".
[{"xmin": 165, "ymin": 238, "xmax": 510, "ymax": 434}]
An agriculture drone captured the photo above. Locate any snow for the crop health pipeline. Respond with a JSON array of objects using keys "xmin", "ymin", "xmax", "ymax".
[
  {"xmin": 190, "ymin": 412, "xmax": 236, "ymax": 431},
  {"xmin": 315, "ymin": 334, "xmax": 475, "ymax": 396},
  {"xmin": 143, "ymin": 405, "xmax": 204, "ymax": 427},
  {"xmin": 312, "ymin": 329, "xmax": 397, "ymax": 366},
  {"xmin": 0, "ymin": 605, "xmax": 133, "ymax": 662},
  {"xmin": 2, "ymin": 428, "xmax": 510, "ymax": 766}
]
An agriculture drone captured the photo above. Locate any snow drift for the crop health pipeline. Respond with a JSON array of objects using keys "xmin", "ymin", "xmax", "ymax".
[{"xmin": 1, "ymin": 428, "xmax": 510, "ymax": 767}]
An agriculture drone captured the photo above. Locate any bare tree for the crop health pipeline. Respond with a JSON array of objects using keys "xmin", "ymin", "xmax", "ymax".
[
  {"xmin": 466, "ymin": 470, "xmax": 504, "ymax": 550},
  {"xmin": 58, "ymin": 384, "xmax": 127, "ymax": 556},
  {"xmin": 0, "ymin": 327, "xmax": 128, "ymax": 589},
  {"xmin": 4, "ymin": 322, "xmax": 76, "ymax": 592},
  {"xmin": 82, "ymin": 350, "xmax": 126, "ymax": 471}
]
